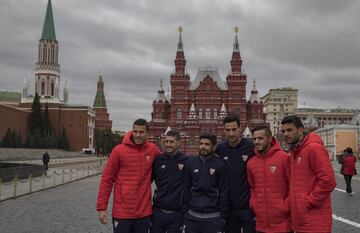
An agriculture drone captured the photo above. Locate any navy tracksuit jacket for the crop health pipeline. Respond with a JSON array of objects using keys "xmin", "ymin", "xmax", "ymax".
[
  {"xmin": 152, "ymin": 151, "xmax": 189, "ymax": 233},
  {"xmin": 215, "ymin": 138, "xmax": 255, "ymax": 219},
  {"xmin": 183, "ymin": 154, "xmax": 230, "ymax": 219},
  {"xmin": 152, "ymin": 151, "xmax": 189, "ymax": 210}
]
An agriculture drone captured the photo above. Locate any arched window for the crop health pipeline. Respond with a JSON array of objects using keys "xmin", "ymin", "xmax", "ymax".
[
  {"xmin": 41, "ymin": 80, "xmax": 45, "ymax": 95},
  {"xmin": 198, "ymin": 108, "xmax": 203, "ymax": 119},
  {"xmin": 205, "ymin": 108, "xmax": 211, "ymax": 120},
  {"xmin": 176, "ymin": 108, "xmax": 182, "ymax": 119},
  {"xmin": 214, "ymin": 109, "xmax": 218, "ymax": 120}
]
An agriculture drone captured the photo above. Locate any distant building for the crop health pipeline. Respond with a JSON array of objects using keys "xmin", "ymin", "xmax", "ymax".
[
  {"xmin": 149, "ymin": 27, "xmax": 267, "ymax": 154},
  {"xmin": 93, "ymin": 74, "xmax": 112, "ymax": 131},
  {"xmin": 261, "ymin": 87, "xmax": 298, "ymax": 133},
  {"xmin": 295, "ymin": 107, "xmax": 356, "ymax": 128},
  {"xmin": 316, "ymin": 124, "xmax": 359, "ymax": 161},
  {"xmin": 0, "ymin": 0, "xmax": 95, "ymax": 151},
  {"xmin": 0, "ymin": 91, "xmax": 21, "ymax": 107}
]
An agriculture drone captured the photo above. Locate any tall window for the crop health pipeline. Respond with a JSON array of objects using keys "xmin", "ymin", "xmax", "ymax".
[
  {"xmin": 51, "ymin": 80, "xmax": 55, "ymax": 96},
  {"xmin": 214, "ymin": 108, "xmax": 218, "ymax": 119},
  {"xmin": 51, "ymin": 45, "xmax": 55, "ymax": 63},
  {"xmin": 41, "ymin": 80, "xmax": 45, "ymax": 95},
  {"xmin": 176, "ymin": 108, "xmax": 182, "ymax": 119},
  {"xmin": 43, "ymin": 44, "xmax": 47, "ymax": 63},
  {"xmin": 198, "ymin": 108, "xmax": 203, "ymax": 119},
  {"xmin": 205, "ymin": 108, "xmax": 211, "ymax": 119}
]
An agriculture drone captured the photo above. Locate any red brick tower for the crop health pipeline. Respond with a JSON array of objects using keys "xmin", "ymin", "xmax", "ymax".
[{"xmin": 93, "ymin": 74, "xmax": 112, "ymax": 131}]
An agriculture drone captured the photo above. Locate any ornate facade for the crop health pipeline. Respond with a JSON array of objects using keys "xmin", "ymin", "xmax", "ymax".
[{"xmin": 149, "ymin": 27, "xmax": 266, "ymax": 154}]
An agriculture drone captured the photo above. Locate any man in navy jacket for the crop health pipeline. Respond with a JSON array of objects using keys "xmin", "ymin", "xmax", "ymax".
[
  {"xmin": 152, "ymin": 130, "xmax": 189, "ymax": 233},
  {"xmin": 215, "ymin": 113, "xmax": 256, "ymax": 233},
  {"xmin": 183, "ymin": 132, "xmax": 229, "ymax": 233}
]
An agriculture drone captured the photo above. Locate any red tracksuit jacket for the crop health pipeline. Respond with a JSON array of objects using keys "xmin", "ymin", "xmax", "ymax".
[
  {"xmin": 247, "ymin": 139, "xmax": 291, "ymax": 232},
  {"xmin": 96, "ymin": 131, "xmax": 160, "ymax": 218},
  {"xmin": 289, "ymin": 132, "xmax": 336, "ymax": 232}
]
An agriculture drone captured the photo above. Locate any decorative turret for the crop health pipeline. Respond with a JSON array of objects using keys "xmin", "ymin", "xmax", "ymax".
[
  {"xmin": 230, "ymin": 26, "xmax": 242, "ymax": 73},
  {"xmin": 219, "ymin": 103, "xmax": 227, "ymax": 119},
  {"xmin": 187, "ymin": 103, "xmax": 198, "ymax": 120},
  {"xmin": 152, "ymin": 79, "xmax": 170, "ymax": 121},
  {"xmin": 248, "ymin": 79, "xmax": 261, "ymax": 103},
  {"xmin": 34, "ymin": 0, "xmax": 60, "ymax": 102},
  {"xmin": 153, "ymin": 79, "xmax": 168, "ymax": 103}
]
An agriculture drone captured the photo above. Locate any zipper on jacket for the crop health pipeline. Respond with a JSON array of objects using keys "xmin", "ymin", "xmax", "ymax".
[{"xmin": 263, "ymin": 158, "xmax": 270, "ymax": 228}]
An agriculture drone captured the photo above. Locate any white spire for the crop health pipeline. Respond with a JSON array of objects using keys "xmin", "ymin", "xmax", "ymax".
[
  {"xmin": 220, "ymin": 103, "xmax": 226, "ymax": 112},
  {"xmin": 22, "ymin": 75, "xmax": 29, "ymax": 100},
  {"xmin": 190, "ymin": 103, "xmax": 196, "ymax": 112}
]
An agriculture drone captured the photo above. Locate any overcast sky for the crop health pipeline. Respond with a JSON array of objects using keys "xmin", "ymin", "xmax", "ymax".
[{"xmin": 1, "ymin": 0, "xmax": 360, "ymax": 130}]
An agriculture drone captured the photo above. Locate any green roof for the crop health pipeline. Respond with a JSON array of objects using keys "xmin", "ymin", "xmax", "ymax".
[
  {"xmin": 0, "ymin": 91, "xmax": 21, "ymax": 102},
  {"xmin": 41, "ymin": 0, "xmax": 56, "ymax": 40},
  {"xmin": 93, "ymin": 91, "xmax": 107, "ymax": 108}
]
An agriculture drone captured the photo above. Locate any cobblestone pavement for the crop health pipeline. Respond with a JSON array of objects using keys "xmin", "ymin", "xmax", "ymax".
[
  {"xmin": 0, "ymin": 175, "xmax": 112, "ymax": 233},
  {"xmin": 0, "ymin": 161, "xmax": 359, "ymax": 232}
]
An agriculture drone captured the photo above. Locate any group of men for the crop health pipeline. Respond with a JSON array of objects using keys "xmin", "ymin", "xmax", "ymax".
[{"xmin": 97, "ymin": 114, "xmax": 336, "ymax": 233}]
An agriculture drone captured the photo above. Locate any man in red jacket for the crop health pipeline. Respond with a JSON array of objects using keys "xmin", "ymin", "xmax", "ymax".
[
  {"xmin": 281, "ymin": 115, "xmax": 336, "ymax": 233},
  {"xmin": 247, "ymin": 126, "xmax": 292, "ymax": 233},
  {"xmin": 97, "ymin": 119, "xmax": 160, "ymax": 233}
]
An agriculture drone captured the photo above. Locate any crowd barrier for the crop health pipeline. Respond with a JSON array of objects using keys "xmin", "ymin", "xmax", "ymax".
[{"xmin": 0, "ymin": 164, "xmax": 104, "ymax": 202}]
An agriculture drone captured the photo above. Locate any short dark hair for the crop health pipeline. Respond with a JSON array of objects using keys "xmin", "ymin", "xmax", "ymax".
[
  {"xmin": 252, "ymin": 125, "xmax": 272, "ymax": 137},
  {"xmin": 345, "ymin": 147, "xmax": 353, "ymax": 154},
  {"xmin": 165, "ymin": 130, "xmax": 181, "ymax": 141},
  {"xmin": 223, "ymin": 113, "xmax": 240, "ymax": 127},
  {"xmin": 281, "ymin": 115, "xmax": 304, "ymax": 128},
  {"xmin": 199, "ymin": 132, "xmax": 217, "ymax": 146},
  {"xmin": 133, "ymin": 118, "xmax": 149, "ymax": 131}
]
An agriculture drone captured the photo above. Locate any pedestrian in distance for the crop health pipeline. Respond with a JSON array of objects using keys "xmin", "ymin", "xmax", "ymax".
[
  {"xmin": 183, "ymin": 132, "xmax": 230, "ymax": 233},
  {"xmin": 215, "ymin": 113, "xmax": 256, "ymax": 233},
  {"xmin": 339, "ymin": 147, "xmax": 357, "ymax": 196},
  {"xmin": 96, "ymin": 119, "xmax": 160, "ymax": 233},
  {"xmin": 247, "ymin": 126, "xmax": 292, "ymax": 233},
  {"xmin": 281, "ymin": 115, "xmax": 336, "ymax": 233},
  {"xmin": 151, "ymin": 130, "xmax": 189, "ymax": 233},
  {"xmin": 42, "ymin": 151, "xmax": 50, "ymax": 170}
]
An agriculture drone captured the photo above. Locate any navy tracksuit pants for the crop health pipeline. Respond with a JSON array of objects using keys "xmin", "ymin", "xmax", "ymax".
[
  {"xmin": 183, "ymin": 212, "xmax": 225, "ymax": 233},
  {"xmin": 112, "ymin": 216, "xmax": 151, "ymax": 233},
  {"xmin": 151, "ymin": 208, "xmax": 183, "ymax": 233}
]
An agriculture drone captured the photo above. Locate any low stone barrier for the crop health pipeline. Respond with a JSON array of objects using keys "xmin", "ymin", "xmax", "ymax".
[{"xmin": 0, "ymin": 163, "xmax": 45, "ymax": 182}]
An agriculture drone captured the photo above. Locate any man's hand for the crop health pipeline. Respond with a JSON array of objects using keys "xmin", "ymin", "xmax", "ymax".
[{"xmin": 98, "ymin": 210, "xmax": 108, "ymax": 224}]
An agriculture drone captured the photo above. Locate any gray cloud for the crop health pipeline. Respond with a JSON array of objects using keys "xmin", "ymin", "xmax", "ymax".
[{"xmin": 1, "ymin": 0, "xmax": 359, "ymax": 130}]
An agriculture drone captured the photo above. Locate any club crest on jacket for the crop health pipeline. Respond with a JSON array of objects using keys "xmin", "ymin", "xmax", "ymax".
[
  {"xmin": 178, "ymin": 163, "xmax": 184, "ymax": 170},
  {"xmin": 146, "ymin": 154, "xmax": 150, "ymax": 161},
  {"xmin": 209, "ymin": 168, "xmax": 215, "ymax": 175},
  {"xmin": 270, "ymin": 166, "xmax": 276, "ymax": 173},
  {"xmin": 242, "ymin": 155, "xmax": 248, "ymax": 162},
  {"xmin": 297, "ymin": 157, "xmax": 301, "ymax": 164}
]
